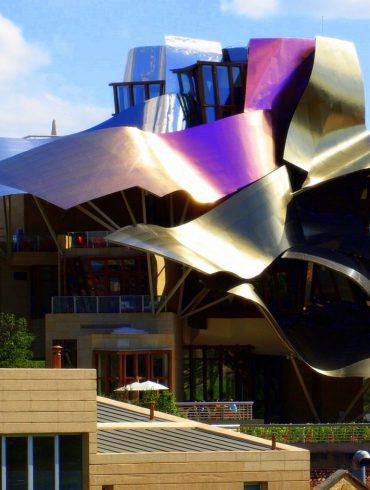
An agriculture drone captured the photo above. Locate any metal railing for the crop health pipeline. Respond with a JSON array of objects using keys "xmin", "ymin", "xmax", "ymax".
[
  {"xmin": 240, "ymin": 423, "xmax": 370, "ymax": 444},
  {"xmin": 176, "ymin": 401, "xmax": 254, "ymax": 422},
  {"xmin": 11, "ymin": 233, "xmax": 57, "ymax": 252},
  {"xmin": 51, "ymin": 295, "xmax": 166, "ymax": 314},
  {"xmin": 65, "ymin": 231, "xmax": 118, "ymax": 249}
]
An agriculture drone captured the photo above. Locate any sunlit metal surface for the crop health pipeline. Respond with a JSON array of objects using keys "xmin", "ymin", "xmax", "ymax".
[
  {"xmin": 246, "ymin": 38, "xmax": 315, "ymax": 112},
  {"xmin": 124, "ymin": 36, "xmax": 222, "ymax": 95},
  {"xmin": 124, "ymin": 45, "xmax": 166, "ymax": 83},
  {"xmin": 165, "ymin": 36, "xmax": 222, "ymax": 94},
  {"xmin": 282, "ymin": 246, "xmax": 370, "ymax": 295},
  {"xmin": 106, "ymin": 166, "xmax": 293, "ymax": 280},
  {"xmin": 314, "ymin": 358, "xmax": 370, "ymax": 378},
  {"xmin": 284, "ymin": 36, "xmax": 370, "ymax": 188},
  {"xmin": 88, "ymin": 94, "xmax": 186, "ymax": 133},
  {"xmin": 0, "ymin": 111, "xmax": 276, "ymax": 209},
  {"xmin": 0, "ymin": 35, "xmax": 368, "ymax": 380},
  {"xmin": 0, "ymin": 136, "xmax": 55, "ymax": 196},
  {"xmin": 0, "ymin": 136, "xmax": 53, "ymax": 161}
]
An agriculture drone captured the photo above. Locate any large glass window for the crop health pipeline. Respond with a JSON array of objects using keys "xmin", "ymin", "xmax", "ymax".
[
  {"xmin": 111, "ymin": 81, "xmax": 165, "ymax": 113},
  {"xmin": 95, "ymin": 350, "xmax": 172, "ymax": 396},
  {"xmin": 176, "ymin": 61, "xmax": 246, "ymax": 125},
  {"xmin": 6, "ymin": 437, "xmax": 27, "ymax": 490},
  {"xmin": 184, "ymin": 346, "xmax": 254, "ymax": 402},
  {"xmin": 2, "ymin": 435, "xmax": 83, "ymax": 490},
  {"xmin": 202, "ymin": 65, "xmax": 215, "ymax": 105},
  {"xmin": 60, "ymin": 435, "xmax": 83, "ymax": 490},
  {"xmin": 34, "ymin": 437, "xmax": 55, "ymax": 489},
  {"xmin": 117, "ymin": 85, "xmax": 131, "ymax": 111},
  {"xmin": 133, "ymin": 84, "xmax": 145, "ymax": 105},
  {"xmin": 216, "ymin": 65, "xmax": 231, "ymax": 105},
  {"xmin": 66, "ymin": 255, "xmax": 148, "ymax": 297}
]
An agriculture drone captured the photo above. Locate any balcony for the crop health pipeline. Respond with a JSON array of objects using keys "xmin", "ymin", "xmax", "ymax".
[
  {"xmin": 51, "ymin": 295, "xmax": 166, "ymax": 314},
  {"xmin": 176, "ymin": 401, "xmax": 254, "ymax": 423},
  {"xmin": 12, "ymin": 233, "xmax": 57, "ymax": 252}
]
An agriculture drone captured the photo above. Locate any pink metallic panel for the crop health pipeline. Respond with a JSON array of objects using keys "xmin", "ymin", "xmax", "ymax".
[{"xmin": 0, "ymin": 111, "xmax": 276, "ymax": 209}]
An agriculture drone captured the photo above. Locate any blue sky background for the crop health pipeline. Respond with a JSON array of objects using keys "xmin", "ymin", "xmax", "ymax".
[{"xmin": 1, "ymin": 0, "xmax": 370, "ymax": 137}]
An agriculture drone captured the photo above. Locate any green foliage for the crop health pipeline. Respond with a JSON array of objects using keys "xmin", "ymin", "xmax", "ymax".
[
  {"xmin": 240, "ymin": 424, "xmax": 370, "ymax": 444},
  {"xmin": 141, "ymin": 390, "xmax": 179, "ymax": 416},
  {"xmin": 0, "ymin": 313, "xmax": 35, "ymax": 367}
]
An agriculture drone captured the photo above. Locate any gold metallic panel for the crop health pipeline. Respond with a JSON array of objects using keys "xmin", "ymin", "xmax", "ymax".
[
  {"xmin": 107, "ymin": 166, "xmax": 293, "ymax": 280},
  {"xmin": 284, "ymin": 36, "xmax": 370, "ymax": 188}
]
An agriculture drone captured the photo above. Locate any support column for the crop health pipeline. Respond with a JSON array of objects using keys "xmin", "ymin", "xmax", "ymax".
[
  {"xmin": 290, "ymin": 355, "xmax": 320, "ymax": 423},
  {"xmin": 340, "ymin": 378, "xmax": 370, "ymax": 422}
]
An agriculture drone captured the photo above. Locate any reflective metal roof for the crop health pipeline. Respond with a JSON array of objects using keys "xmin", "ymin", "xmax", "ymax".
[
  {"xmin": 97, "ymin": 427, "xmax": 270, "ymax": 453},
  {"xmin": 97, "ymin": 400, "xmax": 167, "ymax": 423}
]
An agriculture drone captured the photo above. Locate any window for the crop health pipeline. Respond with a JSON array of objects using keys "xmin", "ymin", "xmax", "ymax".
[
  {"xmin": 94, "ymin": 350, "xmax": 172, "ymax": 396},
  {"xmin": 66, "ymin": 256, "xmax": 148, "ymax": 297},
  {"xmin": 175, "ymin": 61, "xmax": 246, "ymax": 125},
  {"xmin": 0, "ymin": 435, "xmax": 83, "ymax": 490},
  {"xmin": 110, "ymin": 81, "xmax": 165, "ymax": 113},
  {"xmin": 34, "ymin": 436, "xmax": 55, "ymax": 489},
  {"xmin": 6, "ymin": 437, "xmax": 27, "ymax": 490},
  {"xmin": 184, "ymin": 345, "xmax": 254, "ymax": 401},
  {"xmin": 244, "ymin": 484, "xmax": 263, "ymax": 490},
  {"xmin": 60, "ymin": 435, "xmax": 83, "ymax": 489}
]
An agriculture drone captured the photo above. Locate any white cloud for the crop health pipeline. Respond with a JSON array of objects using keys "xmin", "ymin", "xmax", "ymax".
[
  {"xmin": 219, "ymin": 0, "xmax": 370, "ymax": 19},
  {"xmin": 0, "ymin": 91, "xmax": 111, "ymax": 138},
  {"xmin": 220, "ymin": 0, "xmax": 278, "ymax": 18},
  {"xmin": 0, "ymin": 14, "xmax": 111, "ymax": 138},
  {"xmin": 0, "ymin": 14, "xmax": 49, "ymax": 82}
]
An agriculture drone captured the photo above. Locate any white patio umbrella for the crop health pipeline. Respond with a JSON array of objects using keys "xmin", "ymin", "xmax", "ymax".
[
  {"xmin": 114, "ymin": 380, "xmax": 168, "ymax": 392},
  {"xmin": 114, "ymin": 381, "xmax": 142, "ymax": 392},
  {"xmin": 139, "ymin": 380, "xmax": 168, "ymax": 391}
]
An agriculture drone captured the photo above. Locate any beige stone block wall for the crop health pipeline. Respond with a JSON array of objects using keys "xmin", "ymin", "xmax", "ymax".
[
  {"xmin": 88, "ymin": 449, "xmax": 310, "ymax": 490},
  {"xmin": 0, "ymin": 368, "xmax": 97, "ymax": 436},
  {"xmin": 0, "ymin": 368, "xmax": 98, "ymax": 489}
]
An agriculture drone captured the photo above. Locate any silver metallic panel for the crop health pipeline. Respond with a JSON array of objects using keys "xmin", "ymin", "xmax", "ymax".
[
  {"xmin": 88, "ymin": 94, "xmax": 186, "ymax": 133},
  {"xmin": 106, "ymin": 166, "xmax": 294, "ymax": 280},
  {"xmin": 123, "ymin": 45, "xmax": 166, "ymax": 82},
  {"xmin": 165, "ymin": 35, "xmax": 222, "ymax": 94}
]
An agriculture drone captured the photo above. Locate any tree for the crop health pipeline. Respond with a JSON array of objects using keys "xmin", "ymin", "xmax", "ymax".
[
  {"xmin": 0, "ymin": 313, "xmax": 35, "ymax": 367},
  {"xmin": 141, "ymin": 390, "xmax": 179, "ymax": 416}
]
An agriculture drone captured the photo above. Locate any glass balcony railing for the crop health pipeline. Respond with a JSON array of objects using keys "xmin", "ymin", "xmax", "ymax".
[
  {"xmin": 12, "ymin": 233, "xmax": 57, "ymax": 252},
  {"xmin": 64, "ymin": 231, "xmax": 116, "ymax": 249},
  {"xmin": 51, "ymin": 295, "xmax": 165, "ymax": 314}
]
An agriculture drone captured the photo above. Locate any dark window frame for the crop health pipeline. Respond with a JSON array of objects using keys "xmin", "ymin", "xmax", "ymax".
[{"xmin": 110, "ymin": 81, "xmax": 165, "ymax": 114}]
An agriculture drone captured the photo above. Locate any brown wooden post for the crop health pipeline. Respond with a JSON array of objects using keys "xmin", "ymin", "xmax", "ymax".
[
  {"xmin": 149, "ymin": 402, "xmax": 155, "ymax": 420},
  {"xmin": 52, "ymin": 345, "xmax": 63, "ymax": 368},
  {"xmin": 271, "ymin": 433, "xmax": 277, "ymax": 450}
]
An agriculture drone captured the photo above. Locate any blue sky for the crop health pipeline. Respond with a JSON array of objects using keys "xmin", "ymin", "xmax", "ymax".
[{"xmin": 1, "ymin": 0, "xmax": 370, "ymax": 137}]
